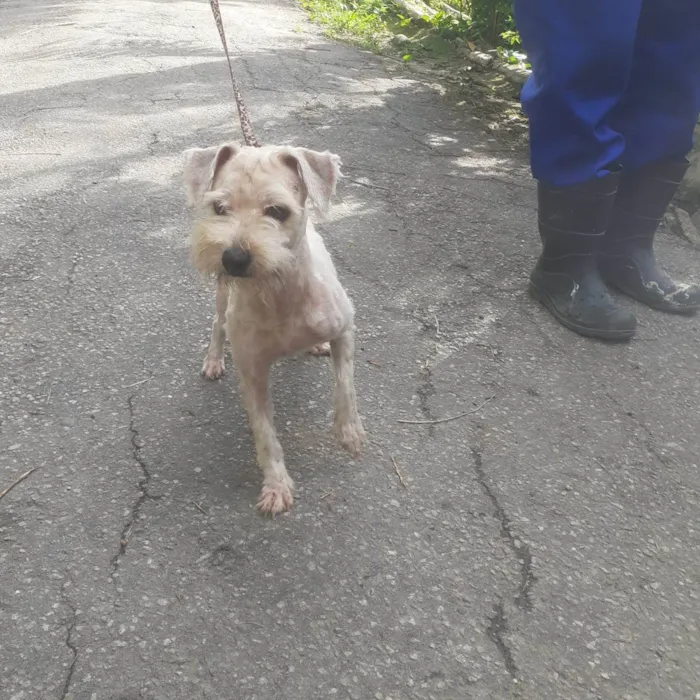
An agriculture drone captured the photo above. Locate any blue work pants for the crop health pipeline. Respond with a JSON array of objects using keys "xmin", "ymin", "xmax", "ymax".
[{"xmin": 512, "ymin": 0, "xmax": 700, "ymax": 186}]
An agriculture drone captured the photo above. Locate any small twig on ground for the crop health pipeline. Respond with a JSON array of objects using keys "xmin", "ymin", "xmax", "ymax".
[
  {"xmin": 397, "ymin": 395, "xmax": 495, "ymax": 425},
  {"xmin": 390, "ymin": 455, "xmax": 407, "ymax": 488},
  {"xmin": 320, "ymin": 490, "xmax": 335, "ymax": 500},
  {"xmin": 122, "ymin": 376, "xmax": 153, "ymax": 389},
  {"xmin": 192, "ymin": 501, "xmax": 208, "ymax": 515},
  {"xmin": 0, "ymin": 468, "xmax": 37, "ymax": 501},
  {"xmin": 45, "ymin": 385, "xmax": 52, "ymax": 404},
  {"xmin": 367, "ymin": 359, "xmax": 381, "ymax": 367},
  {"xmin": 120, "ymin": 525, "xmax": 133, "ymax": 547},
  {"xmin": 346, "ymin": 178, "xmax": 392, "ymax": 192},
  {"xmin": 434, "ymin": 315, "xmax": 440, "ymax": 338}
]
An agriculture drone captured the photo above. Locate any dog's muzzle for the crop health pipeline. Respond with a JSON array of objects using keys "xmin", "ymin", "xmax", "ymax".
[{"xmin": 222, "ymin": 247, "xmax": 252, "ymax": 277}]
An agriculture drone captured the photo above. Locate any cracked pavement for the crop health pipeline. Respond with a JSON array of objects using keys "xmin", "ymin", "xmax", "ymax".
[{"xmin": 1, "ymin": 1, "xmax": 700, "ymax": 699}]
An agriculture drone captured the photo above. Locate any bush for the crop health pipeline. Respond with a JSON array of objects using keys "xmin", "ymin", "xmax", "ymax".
[
  {"xmin": 467, "ymin": 0, "xmax": 517, "ymax": 48},
  {"xmin": 301, "ymin": 0, "xmax": 521, "ymax": 54},
  {"xmin": 424, "ymin": 0, "xmax": 518, "ymax": 50},
  {"xmin": 300, "ymin": 0, "xmax": 394, "ymax": 48}
]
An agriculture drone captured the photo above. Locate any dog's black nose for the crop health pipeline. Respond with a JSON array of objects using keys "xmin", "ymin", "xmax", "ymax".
[{"xmin": 221, "ymin": 247, "xmax": 252, "ymax": 277}]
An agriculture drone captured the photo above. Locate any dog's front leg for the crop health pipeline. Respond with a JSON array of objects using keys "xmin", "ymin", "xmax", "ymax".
[
  {"xmin": 201, "ymin": 277, "xmax": 229, "ymax": 379},
  {"xmin": 330, "ymin": 329, "xmax": 365, "ymax": 456},
  {"xmin": 236, "ymin": 354, "xmax": 294, "ymax": 514}
]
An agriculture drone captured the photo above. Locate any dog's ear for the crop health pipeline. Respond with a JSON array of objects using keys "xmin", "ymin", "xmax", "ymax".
[
  {"xmin": 282, "ymin": 148, "xmax": 342, "ymax": 218},
  {"xmin": 183, "ymin": 143, "xmax": 239, "ymax": 206}
]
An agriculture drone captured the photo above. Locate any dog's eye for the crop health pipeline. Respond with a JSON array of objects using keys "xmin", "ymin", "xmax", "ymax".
[
  {"xmin": 213, "ymin": 201, "xmax": 229, "ymax": 216},
  {"xmin": 264, "ymin": 205, "xmax": 290, "ymax": 223}
]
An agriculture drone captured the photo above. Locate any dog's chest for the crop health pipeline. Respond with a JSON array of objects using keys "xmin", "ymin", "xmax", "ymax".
[
  {"xmin": 283, "ymin": 303, "xmax": 342, "ymax": 352},
  {"xmin": 231, "ymin": 283, "xmax": 350, "ymax": 357}
]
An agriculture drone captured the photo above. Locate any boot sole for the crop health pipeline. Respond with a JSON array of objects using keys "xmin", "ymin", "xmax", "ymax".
[
  {"xmin": 597, "ymin": 259, "xmax": 700, "ymax": 315},
  {"xmin": 606, "ymin": 281, "xmax": 700, "ymax": 315},
  {"xmin": 529, "ymin": 282, "xmax": 636, "ymax": 341}
]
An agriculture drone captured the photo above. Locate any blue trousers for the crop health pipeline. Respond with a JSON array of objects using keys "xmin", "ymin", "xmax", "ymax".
[{"xmin": 512, "ymin": 0, "xmax": 700, "ymax": 186}]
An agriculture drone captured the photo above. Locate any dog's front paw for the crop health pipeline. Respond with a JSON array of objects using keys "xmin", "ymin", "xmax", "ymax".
[
  {"xmin": 257, "ymin": 480, "xmax": 294, "ymax": 515},
  {"xmin": 201, "ymin": 355, "xmax": 225, "ymax": 380},
  {"xmin": 336, "ymin": 419, "xmax": 366, "ymax": 457},
  {"xmin": 308, "ymin": 342, "xmax": 331, "ymax": 357}
]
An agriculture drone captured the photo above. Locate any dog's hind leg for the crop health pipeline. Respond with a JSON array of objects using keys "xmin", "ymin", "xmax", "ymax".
[
  {"xmin": 330, "ymin": 329, "xmax": 365, "ymax": 456},
  {"xmin": 201, "ymin": 277, "xmax": 229, "ymax": 380}
]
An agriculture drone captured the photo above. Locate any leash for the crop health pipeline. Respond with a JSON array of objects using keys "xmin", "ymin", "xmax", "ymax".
[{"xmin": 209, "ymin": 0, "xmax": 262, "ymax": 148}]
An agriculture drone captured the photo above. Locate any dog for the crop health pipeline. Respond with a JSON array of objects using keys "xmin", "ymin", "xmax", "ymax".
[{"xmin": 182, "ymin": 142, "xmax": 365, "ymax": 514}]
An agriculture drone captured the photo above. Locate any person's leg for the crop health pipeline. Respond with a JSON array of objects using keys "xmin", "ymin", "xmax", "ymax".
[
  {"xmin": 513, "ymin": 0, "xmax": 643, "ymax": 186},
  {"xmin": 512, "ymin": 0, "xmax": 642, "ymax": 338},
  {"xmin": 610, "ymin": 0, "xmax": 700, "ymax": 171},
  {"xmin": 600, "ymin": 0, "xmax": 700, "ymax": 312}
]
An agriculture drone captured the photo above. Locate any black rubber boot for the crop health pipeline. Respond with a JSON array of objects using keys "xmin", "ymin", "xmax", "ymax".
[
  {"xmin": 598, "ymin": 159, "xmax": 700, "ymax": 314},
  {"xmin": 529, "ymin": 173, "xmax": 637, "ymax": 340}
]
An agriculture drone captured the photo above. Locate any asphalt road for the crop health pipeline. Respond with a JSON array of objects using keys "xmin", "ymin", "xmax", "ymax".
[{"xmin": 2, "ymin": 1, "xmax": 700, "ymax": 699}]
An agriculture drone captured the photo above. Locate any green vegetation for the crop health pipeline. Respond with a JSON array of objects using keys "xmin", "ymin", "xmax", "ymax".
[
  {"xmin": 299, "ymin": 0, "xmax": 525, "ymax": 65},
  {"xmin": 300, "ymin": 0, "xmax": 394, "ymax": 50}
]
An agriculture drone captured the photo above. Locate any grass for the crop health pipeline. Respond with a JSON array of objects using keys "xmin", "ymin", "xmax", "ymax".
[
  {"xmin": 299, "ymin": 0, "xmax": 528, "ymax": 68},
  {"xmin": 300, "ymin": 0, "xmax": 393, "ymax": 51}
]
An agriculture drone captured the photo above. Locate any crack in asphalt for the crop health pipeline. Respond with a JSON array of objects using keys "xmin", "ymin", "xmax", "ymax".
[
  {"xmin": 110, "ymin": 393, "xmax": 157, "ymax": 581},
  {"xmin": 59, "ymin": 587, "xmax": 78, "ymax": 700},
  {"xmin": 146, "ymin": 130, "xmax": 159, "ymax": 156},
  {"xmin": 471, "ymin": 446, "xmax": 535, "ymax": 610},
  {"xmin": 486, "ymin": 600, "xmax": 518, "ymax": 679},
  {"xmin": 470, "ymin": 446, "xmax": 535, "ymax": 678},
  {"xmin": 416, "ymin": 362, "xmax": 437, "ymax": 437},
  {"xmin": 64, "ymin": 256, "xmax": 78, "ymax": 298},
  {"xmin": 409, "ymin": 307, "xmax": 462, "ymax": 438}
]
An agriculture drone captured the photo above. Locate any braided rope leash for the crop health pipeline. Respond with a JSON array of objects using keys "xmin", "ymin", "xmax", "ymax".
[{"xmin": 209, "ymin": 0, "xmax": 262, "ymax": 148}]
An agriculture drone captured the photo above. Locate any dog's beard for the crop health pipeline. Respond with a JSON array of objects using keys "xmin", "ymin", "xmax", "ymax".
[{"xmin": 190, "ymin": 217, "xmax": 297, "ymax": 280}]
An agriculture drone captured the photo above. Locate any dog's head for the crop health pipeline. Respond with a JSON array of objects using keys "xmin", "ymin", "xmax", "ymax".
[{"xmin": 182, "ymin": 143, "xmax": 341, "ymax": 280}]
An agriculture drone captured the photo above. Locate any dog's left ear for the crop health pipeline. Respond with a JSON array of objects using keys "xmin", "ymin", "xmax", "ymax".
[
  {"xmin": 183, "ymin": 143, "xmax": 239, "ymax": 206},
  {"xmin": 283, "ymin": 148, "xmax": 342, "ymax": 218}
]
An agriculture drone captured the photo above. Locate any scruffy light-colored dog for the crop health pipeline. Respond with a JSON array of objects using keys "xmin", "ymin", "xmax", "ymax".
[{"xmin": 183, "ymin": 142, "xmax": 365, "ymax": 514}]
